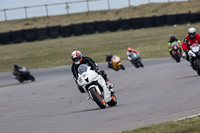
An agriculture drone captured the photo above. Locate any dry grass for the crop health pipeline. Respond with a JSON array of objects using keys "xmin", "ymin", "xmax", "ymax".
[
  {"xmin": 1, "ymin": 22, "xmax": 200, "ymax": 72},
  {"xmin": 0, "ymin": 0, "xmax": 200, "ymax": 32}
]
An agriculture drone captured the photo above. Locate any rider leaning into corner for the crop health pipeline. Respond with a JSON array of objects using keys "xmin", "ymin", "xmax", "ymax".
[
  {"xmin": 105, "ymin": 52, "xmax": 114, "ymax": 69},
  {"xmin": 71, "ymin": 50, "xmax": 114, "ymax": 93},
  {"xmin": 127, "ymin": 47, "xmax": 140, "ymax": 60},
  {"xmin": 168, "ymin": 34, "xmax": 182, "ymax": 57},
  {"xmin": 182, "ymin": 27, "xmax": 200, "ymax": 62},
  {"xmin": 13, "ymin": 63, "xmax": 23, "ymax": 77}
]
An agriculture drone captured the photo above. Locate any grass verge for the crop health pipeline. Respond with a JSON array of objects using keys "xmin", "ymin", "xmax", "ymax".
[
  {"xmin": 122, "ymin": 116, "xmax": 200, "ymax": 133},
  {"xmin": 1, "ymin": 22, "xmax": 200, "ymax": 72}
]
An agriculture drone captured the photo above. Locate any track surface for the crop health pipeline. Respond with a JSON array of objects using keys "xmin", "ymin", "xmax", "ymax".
[{"xmin": 0, "ymin": 58, "xmax": 200, "ymax": 133}]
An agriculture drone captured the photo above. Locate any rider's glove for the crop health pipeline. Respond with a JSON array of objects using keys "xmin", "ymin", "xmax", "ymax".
[
  {"xmin": 95, "ymin": 69, "xmax": 100, "ymax": 74},
  {"xmin": 77, "ymin": 84, "xmax": 85, "ymax": 93},
  {"xmin": 184, "ymin": 50, "xmax": 189, "ymax": 61},
  {"xmin": 184, "ymin": 49, "xmax": 188, "ymax": 56}
]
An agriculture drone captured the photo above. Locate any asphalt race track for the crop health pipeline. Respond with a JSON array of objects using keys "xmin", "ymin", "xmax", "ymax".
[{"xmin": 0, "ymin": 58, "xmax": 200, "ymax": 133}]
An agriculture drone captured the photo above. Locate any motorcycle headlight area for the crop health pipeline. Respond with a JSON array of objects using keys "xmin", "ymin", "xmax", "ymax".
[
  {"xmin": 191, "ymin": 46, "xmax": 200, "ymax": 53},
  {"xmin": 174, "ymin": 46, "xmax": 178, "ymax": 50}
]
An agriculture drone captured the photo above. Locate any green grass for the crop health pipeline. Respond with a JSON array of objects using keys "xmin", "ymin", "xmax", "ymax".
[
  {"xmin": 122, "ymin": 116, "xmax": 200, "ymax": 133},
  {"xmin": 1, "ymin": 22, "xmax": 200, "ymax": 72}
]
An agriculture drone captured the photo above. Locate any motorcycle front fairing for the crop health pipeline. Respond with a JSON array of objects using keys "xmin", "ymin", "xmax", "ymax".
[
  {"xmin": 189, "ymin": 44, "xmax": 200, "ymax": 58},
  {"xmin": 77, "ymin": 64, "xmax": 111, "ymax": 102}
]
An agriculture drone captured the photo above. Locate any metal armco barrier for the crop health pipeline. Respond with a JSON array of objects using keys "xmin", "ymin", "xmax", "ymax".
[{"xmin": 0, "ymin": 12, "xmax": 200, "ymax": 45}]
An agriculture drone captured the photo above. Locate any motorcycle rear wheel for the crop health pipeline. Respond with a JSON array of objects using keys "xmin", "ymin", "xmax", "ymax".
[{"xmin": 89, "ymin": 87, "xmax": 106, "ymax": 109}]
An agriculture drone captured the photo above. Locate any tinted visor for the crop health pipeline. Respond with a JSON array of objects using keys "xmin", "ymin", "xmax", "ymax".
[
  {"xmin": 72, "ymin": 56, "xmax": 81, "ymax": 62},
  {"xmin": 189, "ymin": 33, "xmax": 195, "ymax": 38}
]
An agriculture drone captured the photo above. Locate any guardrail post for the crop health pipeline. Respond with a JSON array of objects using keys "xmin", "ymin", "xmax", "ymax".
[
  {"xmin": 45, "ymin": 5, "xmax": 49, "ymax": 17},
  {"xmin": 24, "ymin": 7, "xmax": 28, "ymax": 19},
  {"xmin": 128, "ymin": 0, "xmax": 131, "ymax": 8},
  {"xmin": 107, "ymin": 0, "xmax": 110, "ymax": 10},
  {"xmin": 3, "ymin": 9, "xmax": 7, "ymax": 21},
  {"xmin": 66, "ymin": 2, "xmax": 69, "ymax": 14},
  {"xmin": 87, "ymin": 0, "xmax": 90, "ymax": 13}
]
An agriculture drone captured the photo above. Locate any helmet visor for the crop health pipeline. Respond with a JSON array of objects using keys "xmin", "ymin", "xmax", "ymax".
[
  {"xmin": 72, "ymin": 56, "xmax": 81, "ymax": 62},
  {"xmin": 189, "ymin": 33, "xmax": 196, "ymax": 38}
]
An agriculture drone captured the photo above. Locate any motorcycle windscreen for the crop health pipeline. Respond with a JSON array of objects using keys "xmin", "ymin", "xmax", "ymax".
[{"xmin": 78, "ymin": 64, "xmax": 88, "ymax": 74}]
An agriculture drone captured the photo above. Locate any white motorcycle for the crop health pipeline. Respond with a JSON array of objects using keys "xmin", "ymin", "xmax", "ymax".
[
  {"xmin": 188, "ymin": 43, "xmax": 200, "ymax": 75},
  {"xmin": 77, "ymin": 64, "xmax": 117, "ymax": 109}
]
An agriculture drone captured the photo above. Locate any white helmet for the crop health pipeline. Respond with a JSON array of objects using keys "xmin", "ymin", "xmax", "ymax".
[
  {"xmin": 188, "ymin": 27, "xmax": 196, "ymax": 39},
  {"xmin": 71, "ymin": 50, "xmax": 83, "ymax": 65}
]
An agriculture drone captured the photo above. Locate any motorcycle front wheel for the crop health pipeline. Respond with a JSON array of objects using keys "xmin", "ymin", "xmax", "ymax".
[
  {"xmin": 29, "ymin": 75, "xmax": 35, "ymax": 81},
  {"xmin": 107, "ymin": 93, "xmax": 117, "ymax": 107},
  {"xmin": 89, "ymin": 87, "xmax": 106, "ymax": 109},
  {"xmin": 175, "ymin": 52, "xmax": 181, "ymax": 63},
  {"xmin": 196, "ymin": 58, "xmax": 200, "ymax": 76},
  {"xmin": 18, "ymin": 78, "xmax": 24, "ymax": 83},
  {"xmin": 119, "ymin": 64, "xmax": 125, "ymax": 70}
]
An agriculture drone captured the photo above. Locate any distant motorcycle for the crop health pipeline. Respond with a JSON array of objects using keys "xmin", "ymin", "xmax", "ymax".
[
  {"xmin": 188, "ymin": 43, "xmax": 200, "ymax": 75},
  {"xmin": 110, "ymin": 55, "xmax": 125, "ymax": 71},
  {"xmin": 171, "ymin": 42, "xmax": 182, "ymax": 63},
  {"xmin": 77, "ymin": 64, "xmax": 117, "ymax": 109},
  {"xmin": 128, "ymin": 53, "xmax": 144, "ymax": 68},
  {"xmin": 12, "ymin": 67, "xmax": 35, "ymax": 83}
]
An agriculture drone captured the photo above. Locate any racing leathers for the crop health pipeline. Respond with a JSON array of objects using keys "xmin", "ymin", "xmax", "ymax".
[
  {"xmin": 127, "ymin": 50, "xmax": 140, "ymax": 61},
  {"xmin": 182, "ymin": 33, "xmax": 200, "ymax": 61},
  {"xmin": 71, "ymin": 56, "xmax": 113, "ymax": 93},
  {"xmin": 106, "ymin": 54, "xmax": 113, "ymax": 68}
]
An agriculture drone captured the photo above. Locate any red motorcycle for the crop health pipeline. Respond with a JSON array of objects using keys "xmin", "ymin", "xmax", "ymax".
[{"xmin": 171, "ymin": 42, "xmax": 182, "ymax": 63}]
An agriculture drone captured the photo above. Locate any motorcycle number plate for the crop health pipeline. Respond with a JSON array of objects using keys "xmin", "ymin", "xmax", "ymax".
[{"xmin": 78, "ymin": 77, "xmax": 82, "ymax": 83}]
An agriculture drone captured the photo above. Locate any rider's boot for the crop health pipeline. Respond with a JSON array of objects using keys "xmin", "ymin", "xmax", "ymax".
[{"xmin": 106, "ymin": 80, "xmax": 115, "ymax": 93}]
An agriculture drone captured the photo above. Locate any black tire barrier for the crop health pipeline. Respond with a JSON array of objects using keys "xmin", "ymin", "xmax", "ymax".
[
  {"xmin": 47, "ymin": 26, "xmax": 60, "ymax": 39},
  {"xmin": 96, "ymin": 20, "xmax": 108, "ymax": 33},
  {"xmin": 11, "ymin": 30, "xmax": 24, "ymax": 44},
  {"xmin": 108, "ymin": 20, "xmax": 120, "ymax": 32},
  {"xmin": 2, "ymin": 12, "xmax": 200, "ymax": 45},
  {"xmin": 166, "ymin": 14, "xmax": 177, "ymax": 25},
  {"xmin": 60, "ymin": 25, "xmax": 72, "ymax": 37},
  {"xmin": 143, "ymin": 16, "xmax": 155, "ymax": 28},
  {"xmin": 177, "ymin": 13, "xmax": 189, "ymax": 24},
  {"xmin": 154, "ymin": 15, "xmax": 166, "ymax": 27},
  {"xmin": 119, "ymin": 18, "xmax": 132, "ymax": 30},
  {"xmin": 36, "ymin": 27, "xmax": 48, "ymax": 41},
  {"xmin": 23, "ymin": 28, "xmax": 37, "ymax": 42},
  {"xmin": 0, "ymin": 32, "xmax": 11, "ymax": 45},
  {"xmin": 131, "ymin": 17, "xmax": 143, "ymax": 29},
  {"xmin": 72, "ymin": 23, "xmax": 84, "ymax": 36},
  {"xmin": 84, "ymin": 22, "xmax": 96, "ymax": 34},
  {"xmin": 190, "ymin": 13, "xmax": 200, "ymax": 23}
]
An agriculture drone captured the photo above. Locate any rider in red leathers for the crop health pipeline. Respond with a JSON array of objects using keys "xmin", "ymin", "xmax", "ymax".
[
  {"xmin": 182, "ymin": 27, "xmax": 200, "ymax": 61},
  {"xmin": 127, "ymin": 47, "xmax": 140, "ymax": 61}
]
